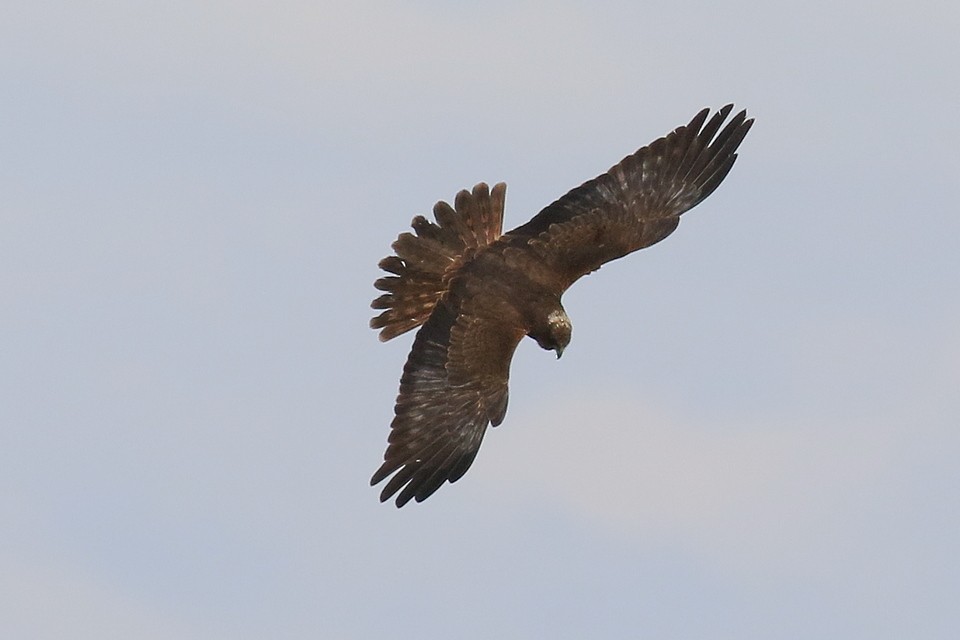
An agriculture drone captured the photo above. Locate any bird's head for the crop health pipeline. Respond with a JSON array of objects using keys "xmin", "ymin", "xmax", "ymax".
[{"xmin": 532, "ymin": 308, "xmax": 572, "ymax": 358}]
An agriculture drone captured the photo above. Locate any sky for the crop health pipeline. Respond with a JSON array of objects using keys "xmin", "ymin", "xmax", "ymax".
[{"xmin": 3, "ymin": 0, "xmax": 959, "ymax": 637}]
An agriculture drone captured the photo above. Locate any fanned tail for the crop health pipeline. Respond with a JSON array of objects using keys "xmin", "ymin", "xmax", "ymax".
[{"xmin": 371, "ymin": 182, "xmax": 506, "ymax": 341}]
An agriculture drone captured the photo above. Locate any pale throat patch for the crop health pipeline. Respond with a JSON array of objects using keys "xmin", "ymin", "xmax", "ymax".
[{"xmin": 547, "ymin": 309, "xmax": 570, "ymax": 327}]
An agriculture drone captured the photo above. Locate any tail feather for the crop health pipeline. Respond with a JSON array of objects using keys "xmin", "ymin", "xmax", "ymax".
[{"xmin": 370, "ymin": 182, "xmax": 506, "ymax": 341}]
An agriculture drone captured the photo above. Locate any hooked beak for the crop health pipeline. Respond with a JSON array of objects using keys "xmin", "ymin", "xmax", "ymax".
[{"xmin": 555, "ymin": 345, "xmax": 565, "ymax": 359}]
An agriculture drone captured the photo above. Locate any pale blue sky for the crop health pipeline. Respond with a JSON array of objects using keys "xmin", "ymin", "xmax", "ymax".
[{"xmin": 3, "ymin": 1, "xmax": 959, "ymax": 638}]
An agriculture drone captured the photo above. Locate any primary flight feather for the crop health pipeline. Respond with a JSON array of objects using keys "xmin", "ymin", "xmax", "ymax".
[{"xmin": 370, "ymin": 105, "xmax": 754, "ymax": 507}]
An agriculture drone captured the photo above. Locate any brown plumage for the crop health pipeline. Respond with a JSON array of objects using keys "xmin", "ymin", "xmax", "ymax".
[{"xmin": 370, "ymin": 105, "xmax": 754, "ymax": 507}]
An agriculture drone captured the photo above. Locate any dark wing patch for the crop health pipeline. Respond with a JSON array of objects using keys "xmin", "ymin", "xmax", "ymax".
[
  {"xmin": 371, "ymin": 183, "xmax": 506, "ymax": 341},
  {"xmin": 507, "ymin": 105, "xmax": 753, "ymax": 288},
  {"xmin": 370, "ymin": 296, "xmax": 524, "ymax": 507}
]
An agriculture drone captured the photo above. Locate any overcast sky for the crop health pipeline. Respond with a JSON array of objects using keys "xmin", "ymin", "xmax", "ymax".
[{"xmin": 3, "ymin": 1, "xmax": 959, "ymax": 638}]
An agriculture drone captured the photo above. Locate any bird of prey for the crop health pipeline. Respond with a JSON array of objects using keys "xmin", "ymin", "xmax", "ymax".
[{"xmin": 370, "ymin": 105, "xmax": 753, "ymax": 507}]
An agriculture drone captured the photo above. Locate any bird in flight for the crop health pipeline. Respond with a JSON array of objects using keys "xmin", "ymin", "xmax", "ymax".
[{"xmin": 370, "ymin": 105, "xmax": 753, "ymax": 507}]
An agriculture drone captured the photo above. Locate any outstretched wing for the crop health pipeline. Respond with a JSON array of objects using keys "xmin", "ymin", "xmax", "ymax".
[
  {"xmin": 371, "ymin": 292, "xmax": 525, "ymax": 507},
  {"xmin": 507, "ymin": 105, "xmax": 753, "ymax": 289}
]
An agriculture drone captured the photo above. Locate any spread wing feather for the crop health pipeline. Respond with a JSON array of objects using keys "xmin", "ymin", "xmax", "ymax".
[
  {"xmin": 507, "ymin": 105, "xmax": 753, "ymax": 289},
  {"xmin": 370, "ymin": 296, "xmax": 525, "ymax": 507}
]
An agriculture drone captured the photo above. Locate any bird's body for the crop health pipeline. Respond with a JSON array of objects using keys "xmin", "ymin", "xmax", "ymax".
[{"xmin": 370, "ymin": 105, "xmax": 753, "ymax": 506}]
